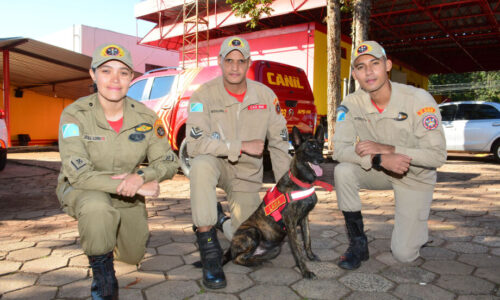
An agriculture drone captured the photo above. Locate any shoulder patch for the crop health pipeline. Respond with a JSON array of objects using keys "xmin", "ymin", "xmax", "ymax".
[
  {"xmin": 422, "ymin": 114, "xmax": 439, "ymax": 130},
  {"xmin": 336, "ymin": 105, "xmax": 349, "ymax": 122},
  {"xmin": 190, "ymin": 102, "xmax": 203, "ymax": 112},
  {"xmin": 154, "ymin": 119, "xmax": 166, "ymax": 138},
  {"xmin": 62, "ymin": 123, "xmax": 80, "ymax": 138},
  {"xmin": 417, "ymin": 107, "xmax": 436, "ymax": 116}
]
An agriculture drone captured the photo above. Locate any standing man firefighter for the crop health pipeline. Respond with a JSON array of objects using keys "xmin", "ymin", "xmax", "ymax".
[
  {"xmin": 333, "ymin": 41, "xmax": 446, "ymax": 270},
  {"xmin": 56, "ymin": 43, "xmax": 178, "ymax": 299},
  {"xmin": 186, "ymin": 36, "xmax": 291, "ymax": 289}
]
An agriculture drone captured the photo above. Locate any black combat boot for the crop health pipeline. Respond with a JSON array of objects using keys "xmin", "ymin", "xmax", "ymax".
[
  {"xmin": 196, "ymin": 227, "xmax": 227, "ymax": 289},
  {"xmin": 88, "ymin": 252, "xmax": 118, "ymax": 300},
  {"xmin": 338, "ymin": 211, "xmax": 369, "ymax": 270},
  {"xmin": 192, "ymin": 202, "xmax": 230, "ymax": 233},
  {"xmin": 214, "ymin": 202, "xmax": 230, "ymax": 232}
]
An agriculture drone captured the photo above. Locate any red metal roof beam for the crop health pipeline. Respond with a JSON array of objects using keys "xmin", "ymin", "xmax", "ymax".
[{"xmin": 411, "ymin": 0, "xmax": 486, "ymax": 71}]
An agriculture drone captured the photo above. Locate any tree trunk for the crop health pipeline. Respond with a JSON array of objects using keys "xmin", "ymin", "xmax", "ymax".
[
  {"xmin": 348, "ymin": 0, "xmax": 372, "ymax": 94},
  {"xmin": 326, "ymin": 0, "xmax": 342, "ymax": 151}
]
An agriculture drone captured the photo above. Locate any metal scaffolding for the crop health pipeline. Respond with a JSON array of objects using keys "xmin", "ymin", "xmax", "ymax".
[{"xmin": 182, "ymin": 0, "xmax": 209, "ymax": 68}]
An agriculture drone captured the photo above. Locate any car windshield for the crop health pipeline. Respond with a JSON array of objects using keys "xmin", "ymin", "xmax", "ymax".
[
  {"xmin": 150, "ymin": 76, "xmax": 175, "ymax": 100},
  {"xmin": 127, "ymin": 79, "xmax": 147, "ymax": 101}
]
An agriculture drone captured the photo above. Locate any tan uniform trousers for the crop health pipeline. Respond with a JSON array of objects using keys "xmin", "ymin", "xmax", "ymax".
[
  {"xmin": 190, "ymin": 155, "xmax": 262, "ymax": 240},
  {"xmin": 58, "ymin": 187, "xmax": 149, "ymax": 265},
  {"xmin": 334, "ymin": 162, "xmax": 434, "ymax": 263}
]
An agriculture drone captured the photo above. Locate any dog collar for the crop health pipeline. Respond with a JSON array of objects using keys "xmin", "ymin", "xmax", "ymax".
[{"xmin": 288, "ymin": 171, "xmax": 333, "ymax": 191}]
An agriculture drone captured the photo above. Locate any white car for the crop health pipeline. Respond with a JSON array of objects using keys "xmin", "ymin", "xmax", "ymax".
[
  {"xmin": 0, "ymin": 109, "xmax": 7, "ymax": 170},
  {"xmin": 439, "ymin": 101, "xmax": 500, "ymax": 162}
]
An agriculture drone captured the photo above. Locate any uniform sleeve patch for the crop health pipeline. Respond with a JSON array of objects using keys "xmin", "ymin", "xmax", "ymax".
[
  {"xmin": 422, "ymin": 114, "xmax": 439, "ymax": 130},
  {"xmin": 154, "ymin": 119, "xmax": 166, "ymax": 138},
  {"xmin": 417, "ymin": 107, "xmax": 436, "ymax": 116},
  {"xmin": 70, "ymin": 158, "xmax": 86, "ymax": 171},
  {"xmin": 166, "ymin": 153, "xmax": 176, "ymax": 161},
  {"xmin": 273, "ymin": 98, "xmax": 281, "ymax": 115},
  {"xmin": 190, "ymin": 127, "xmax": 203, "ymax": 139},
  {"xmin": 62, "ymin": 123, "xmax": 80, "ymax": 138},
  {"xmin": 336, "ymin": 105, "xmax": 349, "ymax": 122},
  {"xmin": 190, "ymin": 102, "xmax": 204, "ymax": 112}
]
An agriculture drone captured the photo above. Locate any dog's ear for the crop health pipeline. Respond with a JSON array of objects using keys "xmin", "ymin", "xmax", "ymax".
[
  {"xmin": 291, "ymin": 126, "xmax": 303, "ymax": 149},
  {"xmin": 314, "ymin": 124, "xmax": 325, "ymax": 144}
]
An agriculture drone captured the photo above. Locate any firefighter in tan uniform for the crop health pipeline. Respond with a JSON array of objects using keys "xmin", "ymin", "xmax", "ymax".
[
  {"xmin": 56, "ymin": 43, "xmax": 178, "ymax": 300},
  {"xmin": 333, "ymin": 41, "xmax": 446, "ymax": 270},
  {"xmin": 186, "ymin": 36, "xmax": 291, "ymax": 289}
]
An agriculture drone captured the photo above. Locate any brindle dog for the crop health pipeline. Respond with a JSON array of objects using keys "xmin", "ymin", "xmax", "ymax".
[{"xmin": 224, "ymin": 125, "xmax": 329, "ymax": 279}]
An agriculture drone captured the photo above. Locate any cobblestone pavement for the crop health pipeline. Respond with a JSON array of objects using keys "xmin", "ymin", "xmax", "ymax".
[{"xmin": 0, "ymin": 151, "xmax": 499, "ymax": 299}]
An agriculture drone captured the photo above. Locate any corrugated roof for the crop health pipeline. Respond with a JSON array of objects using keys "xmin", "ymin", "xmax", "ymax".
[{"xmin": 0, "ymin": 37, "xmax": 93, "ymax": 100}]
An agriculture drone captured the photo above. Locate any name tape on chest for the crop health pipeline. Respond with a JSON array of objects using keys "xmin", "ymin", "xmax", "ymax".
[{"xmin": 247, "ymin": 104, "xmax": 267, "ymax": 110}]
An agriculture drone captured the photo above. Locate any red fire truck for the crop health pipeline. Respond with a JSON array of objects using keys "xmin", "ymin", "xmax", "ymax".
[{"xmin": 127, "ymin": 60, "xmax": 317, "ymax": 175}]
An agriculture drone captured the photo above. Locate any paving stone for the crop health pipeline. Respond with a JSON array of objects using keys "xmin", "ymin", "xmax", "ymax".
[
  {"xmin": 166, "ymin": 264, "xmax": 202, "ymax": 281},
  {"xmin": 356, "ymin": 257, "xmax": 388, "ymax": 273},
  {"xmin": 0, "ymin": 272, "xmax": 38, "ymax": 294},
  {"xmin": 473, "ymin": 236, "xmax": 500, "ymax": 247},
  {"xmin": 57, "ymin": 278, "xmax": 93, "ymax": 298},
  {"xmin": 69, "ymin": 254, "xmax": 89, "ymax": 267},
  {"xmin": 51, "ymin": 243, "xmax": 84, "ymax": 258},
  {"xmin": 239, "ymin": 285, "xmax": 300, "ymax": 300},
  {"xmin": 436, "ymin": 274, "xmax": 495, "ymax": 295},
  {"xmin": 421, "ymin": 260, "xmax": 474, "ymax": 275},
  {"xmin": 118, "ymin": 271, "xmax": 165, "ymax": 289},
  {"xmin": 157, "ymin": 242, "xmax": 197, "ymax": 255},
  {"xmin": 222, "ymin": 262, "xmax": 252, "ymax": 274},
  {"xmin": 344, "ymin": 292, "xmax": 399, "ymax": 300},
  {"xmin": 393, "ymin": 283, "xmax": 455, "ymax": 300},
  {"xmin": 182, "ymin": 251, "xmax": 201, "ymax": 265},
  {"xmin": 6, "ymin": 247, "xmax": 51, "ymax": 261},
  {"xmin": 339, "ymin": 272, "xmax": 394, "ymax": 292},
  {"xmin": 249, "ymin": 267, "xmax": 301, "ymax": 285},
  {"xmin": 381, "ymin": 266, "xmax": 436, "ymax": 284},
  {"xmin": 292, "ymin": 278, "xmax": 350, "ymax": 299},
  {"xmin": 420, "ymin": 246, "xmax": 457, "ymax": 260},
  {"xmin": 117, "ymin": 288, "xmax": 144, "ymax": 300},
  {"xmin": 445, "ymin": 241, "xmax": 489, "ymax": 254},
  {"xmin": 190, "ymin": 292, "xmax": 239, "ymax": 300},
  {"xmin": 1, "ymin": 285, "xmax": 57, "ymax": 300},
  {"xmin": 268, "ymin": 252, "xmax": 297, "ymax": 268},
  {"xmin": 211, "ymin": 273, "xmax": 253, "ymax": 294},
  {"xmin": 139, "ymin": 255, "xmax": 183, "ymax": 272},
  {"xmin": 144, "ymin": 280, "xmax": 200, "ymax": 300},
  {"xmin": 21, "ymin": 255, "xmax": 68, "ymax": 273},
  {"xmin": 456, "ymin": 296, "xmax": 500, "ymax": 300},
  {"xmin": 314, "ymin": 247, "xmax": 340, "ymax": 261},
  {"xmin": 474, "ymin": 267, "xmax": 500, "ymax": 284},
  {"xmin": 312, "ymin": 237, "xmax": 340, "ymax": 249},
  {"xmin": 303, "ymin": 261, "xmax": 344, "ymax": 279},
  {"xmin": 0, "ymin": 260, "xmax": 22, "ymax": 276},
  {"xmin": 38, "ymin": 267, "xmax": 88, "ymax": 286},
  {"xmin": 36, "ymin": 238, "xmax": 76, "ymax": 248},
  {"xmin": 0, "ymin": 241, "xmax": 35, "ymax": 252},
  {"xmin": 458, "ymin": 253, "xmax": 500, "ymax": 268}
]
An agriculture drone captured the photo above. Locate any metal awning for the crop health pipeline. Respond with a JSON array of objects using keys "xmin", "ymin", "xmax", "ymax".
[
  {"xmin": 135, "ymin": 0, "xmax": 500, "ymax": 75},
  {"xmin": 0, "ymin": 37, "xmax": 94, "ymax": 100}
]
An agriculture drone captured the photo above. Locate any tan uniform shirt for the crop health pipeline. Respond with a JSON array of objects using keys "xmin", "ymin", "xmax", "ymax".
[
  {"xmin": 333, "ymin": 82, "xmax": 447, "ymax": 190},
  {"xmin": 57, "ymin": 94, "xmax": 178, "ymax": 195},
  {"xmin": 186, "ymin": 77, "xmax": 291, "ymax": 192}
]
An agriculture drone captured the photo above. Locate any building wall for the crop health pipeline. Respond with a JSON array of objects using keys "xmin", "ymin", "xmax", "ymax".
[
  {"xmin": 1, "ymin": 87, "xmax": 73, "ymax": 146},
  {"xmin": 42, "ymin": 25, "xmax": 180, "ymax": 73}
]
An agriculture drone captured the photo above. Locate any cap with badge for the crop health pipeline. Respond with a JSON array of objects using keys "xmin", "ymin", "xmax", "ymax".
[
  {"xmin": 351, "ymin": 41, "xmax": 387, "ymax": 65},
  {"xmin": 219, "ymin": 36, "xmax": 251, "ymax": 59},
  {"xmin": 91, "ymin": 43, "xmax": 134, "ymax": 70}
]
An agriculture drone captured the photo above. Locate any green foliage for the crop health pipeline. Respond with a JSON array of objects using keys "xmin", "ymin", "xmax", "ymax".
[
  {"xmin": 428, "ymin": 71, "xmax": 500, "ymax": 103},
  {"xmin": 226, "ymin": 0, "xmax": 274, "ymax": 28}
]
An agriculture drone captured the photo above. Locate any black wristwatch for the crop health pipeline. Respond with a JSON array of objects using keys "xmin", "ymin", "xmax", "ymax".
[
  {"xmin": 136, "ymin": 169, "xmax": 146, "ymax": 180},
  {"xmin": 372, "ymin": 154, "xmax": 383, "ymax": 171}
]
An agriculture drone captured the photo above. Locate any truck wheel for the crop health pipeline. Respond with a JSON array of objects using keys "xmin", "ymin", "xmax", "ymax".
[
  {"xmin": 0, "ymin": 147, "xmax": 6, "ymax": 171},
  {"xmin": 493, "ymin": 140, "xmax": 500, "ymax": 163},
  {"xmin": 179, "ymin": 138, "xmax": 191, "ymax": 177}
]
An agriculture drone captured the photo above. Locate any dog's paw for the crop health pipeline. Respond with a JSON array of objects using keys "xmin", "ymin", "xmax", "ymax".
[
  {"xmin": 307, "ymin": 252, "xmax": 320, "ymax": 262},
  {"xmin": 302, "ymin": 270, "xmax": 317, "ymax": 280}
]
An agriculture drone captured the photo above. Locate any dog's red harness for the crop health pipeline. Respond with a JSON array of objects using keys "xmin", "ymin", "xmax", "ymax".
[{"xmin": 263, "ymin": 172, "xmax": 333, "ymax": 229}]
